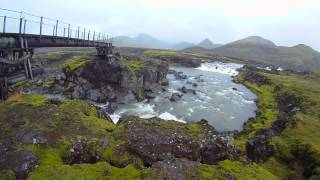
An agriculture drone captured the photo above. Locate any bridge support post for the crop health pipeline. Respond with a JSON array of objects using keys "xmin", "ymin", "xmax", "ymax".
[
  {"xmin": 0, "ymin": 77, "xmax": 8, "ymax": 100},
  {"xmin": 3, "ymin": 16, "xmax": 6, "ymax": 33}
]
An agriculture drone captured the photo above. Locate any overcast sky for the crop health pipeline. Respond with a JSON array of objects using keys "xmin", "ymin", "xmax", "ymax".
[{"xmin": 1, "ymin": 0, "xmax": 319, "ymax": 50}]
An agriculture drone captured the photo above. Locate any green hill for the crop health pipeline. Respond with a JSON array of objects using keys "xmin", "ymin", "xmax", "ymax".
[{"xmin": 211, "ymin": 37, "xmax": 320, "ymax": 72}]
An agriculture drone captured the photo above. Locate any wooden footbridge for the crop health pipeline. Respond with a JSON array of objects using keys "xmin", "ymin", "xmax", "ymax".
[{"xmin": 0, "ymin": 8, "xmax": 114, "ymax": 99}]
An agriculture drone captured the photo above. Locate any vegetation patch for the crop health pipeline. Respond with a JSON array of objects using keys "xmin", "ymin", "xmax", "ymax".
[
  {"xmin": 144, "ymin": 50, "xmax": 182, "ymax": 58},
  {"xmin": 121, "ymin": 57, "xmax": 147, "ymax": 72},
  {"xmin": 63, "ymin": 55, "xmax": 92, "ymax": 72}
]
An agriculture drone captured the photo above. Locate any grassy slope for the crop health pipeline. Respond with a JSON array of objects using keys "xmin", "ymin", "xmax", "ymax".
[
  {"xmin": 0, "ymin": 94, "xmax": 278, "ymax": 180},
  {"xmin": 212, "ymin": 44, "xmax": 320, "ymax": 72},
  {"xmin": 236, "ymin": 70, "xmax": 320, "ymax": 179}
]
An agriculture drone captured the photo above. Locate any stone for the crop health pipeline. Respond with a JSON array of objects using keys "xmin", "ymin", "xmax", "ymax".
[
  {"xmin": 12, "ymin": 151, "xmax": 39, "ymax": 179},
  {"xmin": 0, "ymin": 138, "xmax": 12, "ymax": 167},
  {"xmin": 145, "ymin": 91, "xmax": 157, "ymax": 99},
  {"xmin": 17, "ymin": 129, "xmax": 47, "ymax": 145},
  {"xmin": 170, "ymin": 93, "xmax": 182, "ymax": 102},
  {"xmin": 179, "ymin": 86, "xmax": 196, "ymax": 95}
]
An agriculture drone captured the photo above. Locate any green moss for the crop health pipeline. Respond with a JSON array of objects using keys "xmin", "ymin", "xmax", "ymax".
[
  {"xmin": 219, "ymin": 160, "xmax": 278, "ymax": 180},
  {"xmin": 63, "ymin": 55, "xmax": 91, "ymax": 72},
  {"xmin": 47, "ymin": 51, "xmax": 69, "ymax": 61},
  {"xmin": 0, "ymin": 170, "xmax": 16, "ymax": 180},
  {"xmin": 7, "ymin": 93, "xmax": 48, "ymax": 106},
  {"xmin": 28, "ymin": 162, "xmax": 142, "ymax": 180},
  {"xmin": 144, "ymin": 50, "xmax": 181, "ymax": 58},
  {"xmin": 42, "ymin": 79, "xmax": 55, "ymax": 89},
  {"xmin": 138, "ymin": 89, "xmax": 145, "ymax": 99},
  {"xmin": 14, "ymin": 80, "xmax": 32, "ymax": 89},
  {"xmin": 195, "ymin": 164, "xmax": 220, "ymax": 179},
  {"xmin": 121, "ymin": 58, "xmax": 146, "ymax": 72},
  {"xmin": 103, "ymin": 139, "xmax": 144, "ymax": 168}
]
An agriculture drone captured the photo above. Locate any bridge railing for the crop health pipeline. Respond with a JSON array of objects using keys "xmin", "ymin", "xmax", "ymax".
[{"xmin": 0, "ymin": 8, "xmax": 113, "ymax": 43}]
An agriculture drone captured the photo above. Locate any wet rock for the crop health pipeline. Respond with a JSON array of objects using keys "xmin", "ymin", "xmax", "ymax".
[
  {"xmin": 179, "ymin": 86, "xmax": 196, "ymax": 95},
  {"xmin": 17, "ymin": 129, "xmax": 47, "ymax": 145},
  {"xmin": 170, "ymin": 93, "xmax": 183, "ymax": 102},
  {"xmin": 232, "ymin": 87, "xmax": 238, "ymax": 91},
  {"xmin": 106, "ymin": 102, "xmax": 118, "ymax": 113},
  {"xmin": 145, "ymin": 91, "xmax": 157, "ymax": 99},
  {"xmin": 12, "ymin": 151, "xmax": 39, "ymax": 179},
  {"xmin": 116, "ymin": 91, "xmax": 137, "ymax": 104},
  {"xmin": 175, "ymin": 72, "xmax": 187, "ymax": 80}
]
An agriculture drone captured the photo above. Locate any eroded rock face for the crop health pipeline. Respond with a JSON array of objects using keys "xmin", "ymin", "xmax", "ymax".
[
  {"xmin": 12, "ymin": 151, "xmax": 39, "ymax": 179},
  {"xmin": 64, "ymin": 58, "xmax": 169, "ymax": 105},
  {"xmin": 119, "ymin": 117, "xmax": 239, "ymax": 166},
  {"xmin": 239, "ymin": 66, "xmax": 270, "ymax": 86}
]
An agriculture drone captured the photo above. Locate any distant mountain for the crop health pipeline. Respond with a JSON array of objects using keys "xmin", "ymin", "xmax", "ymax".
[
  {"xmin": 211, "ymin": 36, "xmax": 320, "ymax": 72},
  {"xmin": 196, "ymin": 38, "xmax": 222, "ymax": 49},
  {"xmin": 113, "ymin": 33, "xmax": 171, "ymax": 49},
  {"xmin": 172, "ymin": 41, "xmax": 195, "ymax": 50},
  {"xmin": 229, "ymin": 36, "xmax": 276, "ymax": 46}
]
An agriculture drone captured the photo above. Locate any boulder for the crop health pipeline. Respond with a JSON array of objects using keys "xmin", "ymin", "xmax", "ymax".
[
  {"xmin": 170, "ymin": 93, "xmax": 182, "ymax": 102},
  {"xmin": 17, "ymin": 129, "xmax": 47, "ymax": 145},
  {"xmin": 12, "ymin": 151, "xmax": 39, "ymax": 179},
  {"xmin": 179, "ymin": 86, "xmax": 197, "ymax": 95}
]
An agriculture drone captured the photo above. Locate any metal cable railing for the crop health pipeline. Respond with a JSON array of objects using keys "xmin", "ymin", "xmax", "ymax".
[{"xmin": 0, "ymin": 8, "xmax": 114, "ymax": 43}]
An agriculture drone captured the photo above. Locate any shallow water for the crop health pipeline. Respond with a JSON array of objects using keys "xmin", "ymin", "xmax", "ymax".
[{"xmin": 110, "ymin": 62, "xmax": 257, "ymax": 131}]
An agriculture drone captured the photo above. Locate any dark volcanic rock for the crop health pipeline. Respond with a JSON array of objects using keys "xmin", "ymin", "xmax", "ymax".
[
  {"xmin": 17, "ymin": 129, "xmax": 47, "ymax": 145},
  {"xmin": 119, "ymin": 117, "xmax": 239, "ymax": 166},
  {"xmin": 12, "ymin": 151, "xmax": 39, "ymax": 179},
  {"xmin": 239, "ymin": 66, "xmax": 270, "ymax": 86},
  {"xmin": 178, "ymin": 86, "xmax": 196, "ymax": 95},
  {"xmin": 66, "ymin": 140, "xmax": 102, "ymax": 165},
  {"xmin": 246, "ymin": 88, "xmax": 302, "ymax": 163},
  {"xmin": 276, "ymin": 93, "xmax": 302, "ymax": 115},
  {"xmin": 170, "ymin": 93, "xmax": 183, "ymax": 102},
  {"xmin": 0, "ymin": 138, "xmax": 12, "ymax": 167},
  {"xmin": 64, "ymin": 58, "xmax": 169, "ymax": 105},
  {"xmin": 246, "ymin": 130, "xmax": 273, "ymax": 163}
]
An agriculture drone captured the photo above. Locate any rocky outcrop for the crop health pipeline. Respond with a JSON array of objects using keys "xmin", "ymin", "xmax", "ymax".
[
  {"xmin": 63, "ymin": 57, "xmax": 169, "ymax": 105},
  {"xmin": 157, "ymin": 56, "xmax": 201, "ymax": 67},
  {"xmin": 238, "ymin": 66, "xmax": 270, "ymax": 86},
  {"xmin": 119, "ymin": 117, "xmax": 239, "ymax": 166}
]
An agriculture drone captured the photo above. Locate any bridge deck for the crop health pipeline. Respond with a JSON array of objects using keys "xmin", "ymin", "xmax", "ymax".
[{"xmin": 0, "ymin": 33, "xmax": 112, "ymax": 49}]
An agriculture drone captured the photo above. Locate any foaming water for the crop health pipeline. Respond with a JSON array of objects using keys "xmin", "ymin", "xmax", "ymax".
[{"xmin": 110, "ymin": 62, "xmax": 257, "ymax": 131}]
